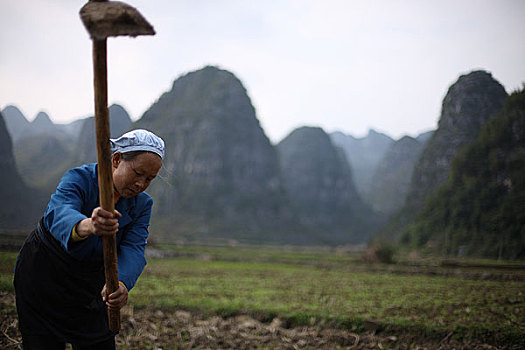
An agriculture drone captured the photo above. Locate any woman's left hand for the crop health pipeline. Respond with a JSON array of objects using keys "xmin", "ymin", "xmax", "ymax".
[{"xmin": 101, "ymin": 282, "xmax": 128, "ymax": 310}]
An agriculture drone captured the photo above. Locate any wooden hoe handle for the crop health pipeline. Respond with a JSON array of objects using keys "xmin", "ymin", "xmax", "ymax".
[
  {"xmin": 81, "ymin": 0, "xmax": 155, "ymax": 333},
  {"xmin": 93, "ymin": 38, "xmax": 120, "ymax": 331}
]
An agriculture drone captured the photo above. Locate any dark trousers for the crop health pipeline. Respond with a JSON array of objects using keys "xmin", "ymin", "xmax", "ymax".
[
  {"xmin": 21, "ymin": 334, "xmax": 115, "ymax": 350},
  {"xmin": 15, "ymin": 223, "xmax": 115, "ymax": 349}
]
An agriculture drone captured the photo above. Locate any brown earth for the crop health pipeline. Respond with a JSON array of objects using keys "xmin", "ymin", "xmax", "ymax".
[{"xmin": 1, "ymin": 292, "xmax": 518, "ymax": 350}]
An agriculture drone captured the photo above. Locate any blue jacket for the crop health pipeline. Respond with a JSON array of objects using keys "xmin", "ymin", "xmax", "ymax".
[{"xmin": 43, "ymin": 163, "xmax": 152, "ymax": 290}]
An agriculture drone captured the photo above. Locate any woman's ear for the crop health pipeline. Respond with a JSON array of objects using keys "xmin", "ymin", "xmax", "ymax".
[{"xmin": 112, "ymin": 152, "xmax": 122, "ymax": 169}]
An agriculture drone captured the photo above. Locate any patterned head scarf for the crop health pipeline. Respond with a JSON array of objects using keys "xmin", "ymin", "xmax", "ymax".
[{"xmin": 110, "ymin": 129, "xmax": 165, "ymax": 159}]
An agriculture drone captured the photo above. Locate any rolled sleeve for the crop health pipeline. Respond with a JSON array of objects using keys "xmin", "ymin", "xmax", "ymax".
[{"xmin": 43, "ymin": 168, "xmax": 91, "ymax": 250}]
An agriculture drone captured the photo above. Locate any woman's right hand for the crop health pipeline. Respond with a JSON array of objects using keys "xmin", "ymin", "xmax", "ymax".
[{"xmin": 76, "ymin": 207, "xmax": 122, "ymax": 238}]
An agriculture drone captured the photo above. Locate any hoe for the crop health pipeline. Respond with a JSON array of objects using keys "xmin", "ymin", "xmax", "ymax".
[{"xmin": 79, "ymin": 0, "xmax": 155, "ymax": 331}]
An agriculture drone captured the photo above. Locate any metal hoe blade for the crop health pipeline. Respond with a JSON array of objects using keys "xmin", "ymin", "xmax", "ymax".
[{"xmin": 80, "ymin": 0, "xmax": 155, "ymax": 39}]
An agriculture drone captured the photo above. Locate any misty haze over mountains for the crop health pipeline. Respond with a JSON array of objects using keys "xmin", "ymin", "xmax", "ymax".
[{"xmin": 1, "ymin": 66, "xmax": 523, "ymax": 259}]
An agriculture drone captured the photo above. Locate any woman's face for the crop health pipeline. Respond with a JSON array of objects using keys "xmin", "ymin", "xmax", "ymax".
[{"xmin": 112, "ymin": 152, "xmax": 162, "ymax": 198}]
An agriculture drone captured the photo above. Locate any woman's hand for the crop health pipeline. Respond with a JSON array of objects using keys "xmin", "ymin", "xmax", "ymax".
[
  {"xmin": 101, "ymin": 282, "xmax": 128, "ymax": 311},
  {"xmin": 77, "ymin": 207, "xmax": 122, "ymax": 238}
]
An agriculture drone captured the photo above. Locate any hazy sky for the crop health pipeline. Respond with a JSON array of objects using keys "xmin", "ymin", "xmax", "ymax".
[{"xmin": 1, "ymin": 0, "xmax": 524, "ymax": 143}]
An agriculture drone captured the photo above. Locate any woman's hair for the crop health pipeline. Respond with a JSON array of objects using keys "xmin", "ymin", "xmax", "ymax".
[
  {"xmin": 120, "ymin": 151, "xmax": 143, "ymax": 161},
  {"xmin": 119, "ymin": 151, "xmax": 163, "ymax": 161}
]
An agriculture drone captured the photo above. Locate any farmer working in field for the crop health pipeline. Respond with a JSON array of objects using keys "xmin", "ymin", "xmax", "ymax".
[{"xmin": 14, "ymin": 129, "xmax": 164, "ymax": 349}]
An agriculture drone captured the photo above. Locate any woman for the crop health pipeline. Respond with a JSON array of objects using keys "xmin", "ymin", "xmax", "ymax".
[{"xmin": 14, "ymin": 129, "xmax": 164, "ymax": 349}]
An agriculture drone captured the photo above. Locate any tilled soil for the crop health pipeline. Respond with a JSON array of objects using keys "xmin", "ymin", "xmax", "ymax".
[{"xmin": 0, "ymin": 292, "xmax": 512, "ymax": 350}]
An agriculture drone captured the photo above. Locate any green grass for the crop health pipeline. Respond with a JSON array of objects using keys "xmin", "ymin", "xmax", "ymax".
[
  {"xmin": 131, "ymin": 248, "xmax": 525, "ymax": 345},
  {"xmin": 0, "ymin": 252, "xmax": 16, "ymax": 292},
  {"xmin": 1, "ymin": 247, "xmax": 524, "ymax": 346},
  {"xmin": 154, "ymin": 244, "xmax": 360, "ymax": 266}
]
